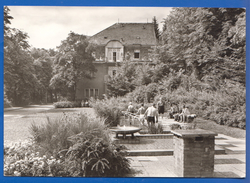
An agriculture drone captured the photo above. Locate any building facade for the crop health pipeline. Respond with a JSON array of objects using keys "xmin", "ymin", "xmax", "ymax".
[{"xmin": 76, "ymin": 23, "xmax": 157, "ymax": 101}]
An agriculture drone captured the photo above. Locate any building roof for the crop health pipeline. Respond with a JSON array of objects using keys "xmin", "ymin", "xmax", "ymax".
[{"xmin": 89, "ymin": 23, "xmax": 157, "ymax": 46}]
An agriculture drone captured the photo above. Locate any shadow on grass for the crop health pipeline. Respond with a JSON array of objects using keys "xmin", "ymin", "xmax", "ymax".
[{"xmin": 39, "ymin": 108, "xmax": 86, "ymax": 113}]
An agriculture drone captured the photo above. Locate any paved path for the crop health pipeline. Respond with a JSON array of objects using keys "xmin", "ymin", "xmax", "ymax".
[
  {"xmin": 127, "ymin": 117, "xmax": 246, "ymax": 178},
  {"xmin": 4, "ymin": 105, "xmax": 54, "ymax": 119}
]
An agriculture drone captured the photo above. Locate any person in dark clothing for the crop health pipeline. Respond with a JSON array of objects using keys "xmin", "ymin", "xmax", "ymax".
[{"xmin": 157, "ymin": 98, "xmax": 165, "ymax": 119}]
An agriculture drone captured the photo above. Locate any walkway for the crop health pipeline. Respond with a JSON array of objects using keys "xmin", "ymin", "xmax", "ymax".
[{"xmin": 126, "ymin": 117, "xmax": 246, "ymax": 178}]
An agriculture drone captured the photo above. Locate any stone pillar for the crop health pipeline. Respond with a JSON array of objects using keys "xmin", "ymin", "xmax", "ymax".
[{"xmin": 171, "ymin": 129, "xmax": 217, "ymax": 177}]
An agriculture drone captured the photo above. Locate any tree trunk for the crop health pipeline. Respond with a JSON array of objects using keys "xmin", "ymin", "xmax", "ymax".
[
  {"xmin": 13, "ymin": 84, "xmax": 17, "ymax": 106},
  {"xmin": 49, "ymin": 90, "xmax": 53, "ymax": 103},
  {"xmin": 54, "ymin": 92, "xmax": 58, "ymax": 102}
]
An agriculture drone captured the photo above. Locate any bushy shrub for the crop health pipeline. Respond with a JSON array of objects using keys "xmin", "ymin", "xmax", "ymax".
[
  {"xmin": 29, "ymin": 113, "xmax": 110, "ymax": 156},
  {"xmin": 147, "ymin": 122, "xmax": 164, "ymax": 134},
  {"xmin": 4, "ymin": 90, "xmax": 12, "ymax": 108},
  {"xmin": 53, "ymin": 101, "xmax": 81, "ymax": 108},
  {"xmin": 4, "ymin": 98, "xmax": 12, "ymax": 108},
  {"xmin": 5, "ymin": 113, "xmax": 131, "ymax": 177},
  {"xmin": 90, "ymin": 97, "xmax": 124, "ymax": 126},
  {"xmin": 63, "ymin": 132, "xmax": 130, "ymax": 177},
  {"xmin": 125, "ymin": 83, "xmax": 160, "ymax": 103},
  {"xmin": 160, "ymin": 80, "xmax": 245, "ymax": 129}
]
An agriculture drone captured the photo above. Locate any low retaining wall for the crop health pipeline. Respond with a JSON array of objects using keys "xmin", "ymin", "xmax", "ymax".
[{"xmin": 137, "ymin": 134, "xmax": 173, "ymax": 139}]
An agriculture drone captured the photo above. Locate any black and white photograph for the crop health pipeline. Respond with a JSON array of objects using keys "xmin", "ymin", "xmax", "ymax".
[{"xmin": 3, "ymin": 6, "xmax": 246, "ymax": 178}]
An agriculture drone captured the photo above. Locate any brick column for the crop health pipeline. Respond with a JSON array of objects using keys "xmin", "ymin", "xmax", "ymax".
[{"xmin": 171, "ymin": 129, "xmax": 217, "ymax": 177}]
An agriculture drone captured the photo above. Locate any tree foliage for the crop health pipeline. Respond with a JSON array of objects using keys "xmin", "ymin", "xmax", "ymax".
[
  {"xmin": 4, "ymin": 6, "xmax": 13, "ymax": 35},
  {"xmin": 4, "ymin": 25, "xmax": 38, "ymax": 105},
  {"xmin": 152, "ymin": 16, "xmax": 160, "ymax": 41},
  {"xmin": 50, "ymin": 32, "xmax": 96, "ymax": 101},
  {"xmin": 106, "ymin": 61, "xmax": 136, "ymax": 97},
  {"xmin": 4, "ymin": 7, "xmax": 56, "ymax": 105},
  {"xmin": 159, "ymin": 8, "xmax": 245, "ymax": 84},
  {"xmin": 31, "ymin": 48, "xmax": 54, "ymax": 103}
]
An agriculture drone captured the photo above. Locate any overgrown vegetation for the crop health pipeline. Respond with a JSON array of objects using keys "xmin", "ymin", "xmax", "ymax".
[
  {"xmin": 4, "ymin": 113, "xmax": 131, "ymax": 177},
  {"xmin": 53, "ymin": 101, "xmax": 81, "ymax": 108}
]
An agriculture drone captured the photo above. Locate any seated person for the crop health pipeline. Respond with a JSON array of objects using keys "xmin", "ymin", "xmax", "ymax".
[
  {"xmin": 179, "ymin": 105, "xmax": 190, "ymax": 122},
  {"xmin": 186, "ymin": 114, "xmax": 197, "ymax": 123}
]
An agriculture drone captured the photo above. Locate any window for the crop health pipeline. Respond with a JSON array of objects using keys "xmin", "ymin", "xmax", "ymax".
[
  {"xmin": 107, "ymin": 48, "xmax": 121, "ymax": 62},
  {"xmin": 95, "ymin": 89, "xmax": 99, "ymax": 97},
  {"xmin": 85, "ymin": 88, "xmax": 99, "ymax": 98},
  {"xmin": 113, "ymin": 52, "xmax": 116, "ymax": 62},
  {"xmin": 89, "ymin": 71, "xmax": 96, "ymax": 78},
  {"xmin": 134, "ymin": 50, "xmax": 140, "ymax": 59},
  {"xmin": 108, "ymin": 67, "xmax": 117, "ymax": 77},
  {"xmin": 90, "ymin": 89, "xmax": 94, "ymax": 97}
]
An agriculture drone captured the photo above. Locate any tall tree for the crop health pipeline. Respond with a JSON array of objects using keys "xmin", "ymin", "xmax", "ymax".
[
  {"xmin": 50, "ymin": 32, "xmax": 96, "ymax": 101},
  {"xmin": 4, "ymin": 7, "xmax": 40, "ymax": 105},
  {"xmin": 31, "ymin": 48, "xmax": 54, "ymax": 103},
  {"xmin": 4, "ymin": 6, "xmax": 13, "ymax": 35},
  {"xmin": 4, "ymin": 28, "xmax": 39, "ymax": 105},
  {"xmin": 152, "ymin": 16, "xmax": 160, "ymax": 41},
  {"xmin": 159, "ymin": 8, "xmax": 245, "ymax": 84}
]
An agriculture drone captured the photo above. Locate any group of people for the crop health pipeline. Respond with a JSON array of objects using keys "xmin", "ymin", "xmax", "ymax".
[
  {"xmin": 173, "ymin": 105, "xmax": 191, "ymax": 122},
  {"xmin": 127, "ymin": 98, "xmax": 192, "ymax": 126},
  {"xmin": 127, "ymin": 98, "xmax": 166, "ymax": 128}
]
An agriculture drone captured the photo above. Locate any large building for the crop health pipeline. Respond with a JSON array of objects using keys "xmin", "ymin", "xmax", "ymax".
[{"xmin": 76, "ymin": 23, "xmax": 157, "ymax": 101}]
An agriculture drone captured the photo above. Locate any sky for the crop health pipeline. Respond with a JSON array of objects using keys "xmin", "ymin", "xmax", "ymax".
[{"xmin": 8, "ymin": 6, "xmax": 173, "ymax": 50}]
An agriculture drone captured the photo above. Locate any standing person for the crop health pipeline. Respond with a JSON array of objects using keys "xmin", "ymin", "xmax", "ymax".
[
  {"xmin": 137, "ymin": 103, "xmax": 146, "ymax": 125},
  {"xmin": 127, "ymin": 102, "xmax": 135, "ymax": 113},
  {"xmin": 157, "ymin": 98, "xmax": 165, "ymax": 119},
  {"xmin": 127, "ymin": 102, "xmax": 135, "ymax": 125},
  {"xmin": 144, "ymin": 103, "xmax": 158, "ymax": 129}
]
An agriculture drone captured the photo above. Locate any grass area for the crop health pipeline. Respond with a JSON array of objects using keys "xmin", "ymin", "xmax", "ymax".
[
  {"xmin": 4, "ymin": 105, "xmax": 246, "ymax": 147},
  {"xmin": 195, "ymin": 118, "xmax": 245, "ymax": 139},
  {"xmin": 4, "ymin": 107, "xmax": 94, "ymax": 146}
]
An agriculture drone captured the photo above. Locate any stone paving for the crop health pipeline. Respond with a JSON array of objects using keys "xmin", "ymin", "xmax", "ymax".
[
  {"xmin": 124, "ymin": 117, "xmax": 246, "ymax": 178},
  {"xmin": 125, "ymin": 138, "xmax": 173, "ymax": 150},
  {"xmin": 127, "ymin": 133, "xmax": 246, "ymax": 178}
]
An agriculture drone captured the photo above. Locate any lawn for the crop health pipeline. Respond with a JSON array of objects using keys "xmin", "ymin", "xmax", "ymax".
[
  {"xmin": 195, "ymin": 118, "xmax": 246, "ymax": 139},
  {"xmin": 4, "ymin": 107, "xmax": 95, "ymax": 147}
]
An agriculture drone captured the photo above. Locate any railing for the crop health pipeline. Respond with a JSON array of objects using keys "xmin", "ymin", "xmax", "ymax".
[{"xmin": 121, "ymin": 111, "xmax": 141, "ymax": 126}]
